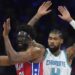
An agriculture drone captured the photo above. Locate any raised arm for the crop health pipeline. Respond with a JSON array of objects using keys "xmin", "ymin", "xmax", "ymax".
[
  {"xmin": 3, "ymin": 18, "xmax": 18, "ymax": 63},
  {"xmin": 66, "ymin": 44, "xmax": 75, "ymax": 65},
  {"xmin": 58, "ymin": 6, "xmax": 75, "ymax": 29},
  {"xmin": 3, "ymin": 18, "xmax": 45, "ymax": 63},
  {"xmin": 27, "ymin": 1, "xmax": 52, "ymax": 27}
]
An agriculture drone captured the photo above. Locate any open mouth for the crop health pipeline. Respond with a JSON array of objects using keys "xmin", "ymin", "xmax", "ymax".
[{"xmin": 18, "ymin": 42, "xmax": 23, "ymax": 46}]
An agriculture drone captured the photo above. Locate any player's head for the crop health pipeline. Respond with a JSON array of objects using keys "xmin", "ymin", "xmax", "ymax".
[
  {"xmin": 48, "ymin": 29, "xmax": 63, "ymax": 53},
  {"xmin": 17, "ymin": 31, "xmax": 31, "ymax": 48},
  {"xmin": 16, "ymin": 24, "xmax": 36, "ymax": 50}
]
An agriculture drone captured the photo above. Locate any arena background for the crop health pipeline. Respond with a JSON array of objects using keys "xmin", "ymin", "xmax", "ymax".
[{"xmin": 0, "ymin": 0, "xmax": 75, "ymax": 75}]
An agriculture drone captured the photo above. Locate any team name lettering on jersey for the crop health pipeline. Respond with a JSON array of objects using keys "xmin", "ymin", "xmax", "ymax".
[{"xmin": 46, "ymin": 60, "xmax": 65, "ymax": 67}]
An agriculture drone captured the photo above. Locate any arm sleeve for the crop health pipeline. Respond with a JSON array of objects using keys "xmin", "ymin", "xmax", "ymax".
[{"xmin": 69, "ymin": 20, "xmax": 75, "ymax": 30}]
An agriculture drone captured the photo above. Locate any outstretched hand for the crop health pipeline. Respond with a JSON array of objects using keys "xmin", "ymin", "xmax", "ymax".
[
  {"xmin": 3, "ymin": 18, "xmax": 11, "ymax": 37},
  {"xmin": 58, "ymin": 6, "xmax": 73, "ymax": 22},
  {"xmin": 37, "ymin": 1, "xmax": 52, "ymax": 17}
]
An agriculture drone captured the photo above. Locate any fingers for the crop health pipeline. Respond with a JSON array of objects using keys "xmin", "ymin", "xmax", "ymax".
[
  {"xmin": 6, "ymin": 18, "xmax": 10, "ymax": 24},
  {"xmin": 40, "ymin": 1, "xmax": 52, "ymax": 9},
  {"xmin": 58, "ymin": 15, "xmax": 63, "ymax": 19},
  {"xmin": 58, "ymin": 6, "xmax": 68, "ymax": 13},
  {"xmin": 3, "ymin": 22, "xmax": 6, "ymax": 28},
  {"xmin": 6, "ymin": 18, "xmax": 10, "ymax": 28},
  {"xmin": 46, "ymin": 10, "xmax": 52, "ymax": 14},
  {"xmin": 44, "ymin": 1, "xmax": 52, "ymax": 9},
  {"xmin": 64, "ymin": 6, "xmax": 68, "ymax": 12},
  {"xmin": 40, "ymin": 2, "xmax": 46, "ymax": 8},
  {"xmin": 3, "ymin": 18, "xmax": 11, "ymax": 30},
  {"xmin": 58, "ymin": 6, "xmax": 64, "ymax": 13}
]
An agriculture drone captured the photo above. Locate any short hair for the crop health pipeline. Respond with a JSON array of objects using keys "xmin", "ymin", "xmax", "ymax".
[
  {"xmin": 49, "ymin": 29, "xmax": 63, "ymax": 39},
  {"xmin": 16, "ymin": 24, "xmax": 36, "ymax": 39}
]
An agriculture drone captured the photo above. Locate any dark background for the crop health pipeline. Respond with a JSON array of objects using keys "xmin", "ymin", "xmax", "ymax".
[{"xmin": 0, "ymin": 0, "xmax": 75, "ymax": 75}]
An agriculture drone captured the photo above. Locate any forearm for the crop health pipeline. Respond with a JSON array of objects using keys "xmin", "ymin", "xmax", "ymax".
[
  {"xmin": 27, "ymin": 13, "xmax": 42, "ymax": 27},
  {"xmin": 0, "ymin": 56, "xmax": 9, "ymax": 66},
  {"xmin": 3, "ymin": 36, "xmax": 35, "ymax": 63},
  {"xmin": 65, "ymin": 15, "xmax": 75, "ymax": 30},
  {"xmin": 3, "ymin": 36, "xmax": 17, "ymax": 61},
  {"xmin": 3, "ymin": 36, "xmax": 44, "ymax": 63},
  {"xmin": 10, "ymin": 47, "xmax": 43, "ymax": 63}
]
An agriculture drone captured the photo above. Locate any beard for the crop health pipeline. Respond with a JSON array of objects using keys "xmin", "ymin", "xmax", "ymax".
[
  {"xmin": 15, "ymin": 38, "xmax": 30, "ymax": 51},
  {"xmin": 49, "ymin": 46, "xmax": 60, "ymax": 54}
]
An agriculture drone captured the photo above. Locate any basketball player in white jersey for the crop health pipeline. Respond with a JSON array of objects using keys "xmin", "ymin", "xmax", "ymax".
[{"xmin": 43, "ymin": 6, "xmax": 75, "ymax": 75}]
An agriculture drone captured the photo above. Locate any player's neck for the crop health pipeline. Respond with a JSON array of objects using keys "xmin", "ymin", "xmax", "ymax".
[
  {"xmin": 53, "ymin": 49, "xmax": 61, "ymax": 56},
  {"xmin": 49, "ymin": 46, "xmax": 61, "ymax": 56}
]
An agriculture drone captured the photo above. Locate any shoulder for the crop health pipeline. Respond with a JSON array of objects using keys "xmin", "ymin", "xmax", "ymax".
[{"xmin": 32, "ymin": 40, "xmax": 45, "ymax": 49}]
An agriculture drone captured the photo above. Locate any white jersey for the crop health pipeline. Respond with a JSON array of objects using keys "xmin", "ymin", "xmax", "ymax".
[{"xmin": 43, "ymin": 48, "xmax": 71, "ymax": 75}]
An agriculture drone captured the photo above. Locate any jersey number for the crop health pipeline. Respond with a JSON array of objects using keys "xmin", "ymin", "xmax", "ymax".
[{"xmin": 51, "ymin": 68, "xmax": 60, "ymax": 75}]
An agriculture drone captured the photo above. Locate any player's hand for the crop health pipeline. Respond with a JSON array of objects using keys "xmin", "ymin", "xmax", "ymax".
[
  {"xmin": 36, "ymin": 1, "xmax": 52, "ymax": 17},
  {"xmin": 58, "ymin": 6, "xmax": 73, "ymax": 22},
  {"xmin": 3, "ymin": 18, "xmax": 11, "ymax": 37},
  {"xmin": 27, "ymin": 46, "xmax": 42, "ymax": 60}
]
